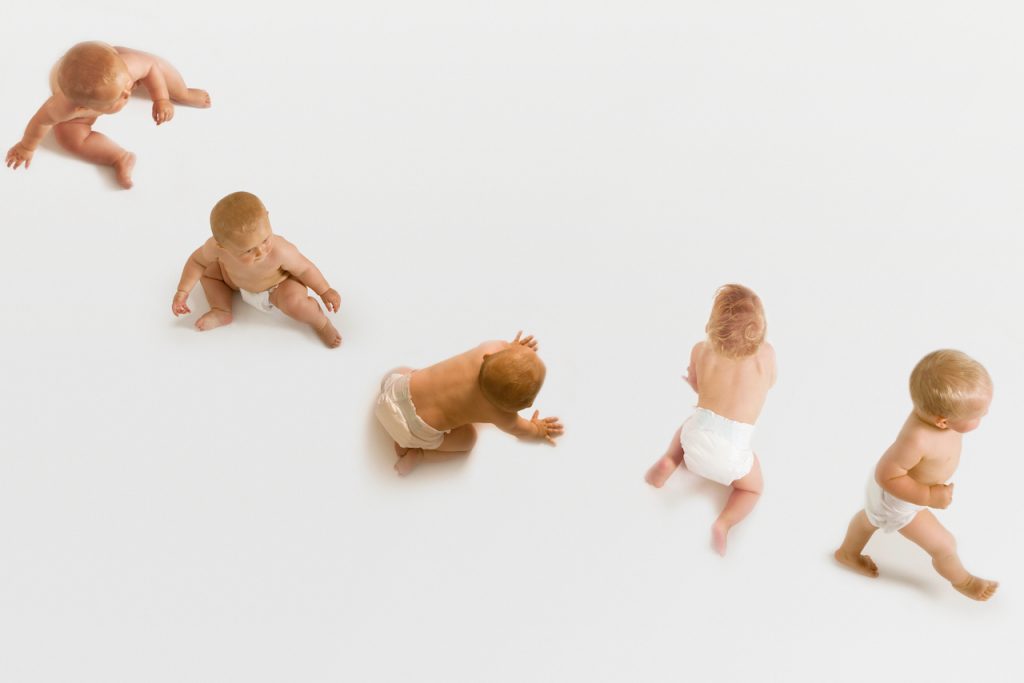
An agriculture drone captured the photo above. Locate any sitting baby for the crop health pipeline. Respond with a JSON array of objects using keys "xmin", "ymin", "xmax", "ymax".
[
  {"xmin": 375, "ymin": 332, "xmax": 564, "ymax": 475},
  {"xmin": 172, "ymin": 191, "xmax": 342, "ymax": 348},
  {"xmin": 6, "ymin": 41, "xmax": 210, "ymax": 188},
  {"xmin": 645, "ymin": 284, "xmax": 776, "ymax": 555}
]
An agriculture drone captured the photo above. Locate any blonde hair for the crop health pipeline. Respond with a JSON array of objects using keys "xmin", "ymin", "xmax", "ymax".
[
  {"xmin": 478, "ymin": 346, "xmax": 546, "ymax": 412},
  {"xmin": 910, "ymin": 350, "xmax": 992, "ymax": 420},
  {"xmin": 57, "ymin": 42, "xmax": 130, "ymax": 106},
  {"xmin": 705, "ymin": 284, "xmax": 765, "ymax": 358},
  {"xmin": 210, "ymin": 191, "xmax": 269, "ymax": 246}
]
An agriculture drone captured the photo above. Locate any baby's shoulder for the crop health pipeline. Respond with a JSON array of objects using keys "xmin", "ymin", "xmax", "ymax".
[{"xmin": 476, "ymin": 339, "xmax": 508, "ymax": 356}]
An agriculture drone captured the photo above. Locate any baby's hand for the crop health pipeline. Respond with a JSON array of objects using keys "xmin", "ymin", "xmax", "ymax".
[
  {"xmin": 320, "ymin": 288, "xmax": 341, "ymax": 313},
  {"xmin": 530, "ymin": 410, "xmax": 563, "ymax": 446},
  {"xmin": 152, "ymin": 99, "xmax": 175, "ymax": 125},
  {"xmin": 5, "ymin": 142, "xmax": 34, "ymax": 170},
  {"xmin": 928, "ymin": 482, "xmax": 954, "ymax": 509},
  {"xmin": 682, "ymin": 374, "xmax": 698, "ymax": 393},
  {"xmin": 512, "ymin": 330, "xmax": 539, "ymax": 351},
  {"xmin": 171, "ymin": 290, "xmax": 191, "ymax": 316}
]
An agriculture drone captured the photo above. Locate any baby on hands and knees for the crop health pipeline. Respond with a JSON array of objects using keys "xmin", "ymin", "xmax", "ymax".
[
  {"xmin": 6, "ymin": 41, "xmax": 210, "ymax": 188},
  {"xmin": 172, "ymin": 191, "xmax": 342, "ymax": 348},
  {"xmin": 835, "ymin": 350, "xmax": 998, "ymax": 601},
  {"xmin": 645, "ymin": 284, "xmax": 776, "ymax": 556},
  {"xmin": 375, "ymin": 332, "xmax": 564, "ymax": 476}
]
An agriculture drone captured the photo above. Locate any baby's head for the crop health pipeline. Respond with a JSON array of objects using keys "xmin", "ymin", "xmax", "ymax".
[
  {"xmin": 210, "ymin": 191, "xmax": 274, "ymax": 264},
  {"xmin": 57, "ymin": 42, "xmax": 133, "ymax": 113},
  {"xmin": 478, "ymin": 346, "xmax": 547, "ymax": 412},
  {"xmin": 910, "ymin": 350, "xmax": 992, "ymax": 432},
  {"xmin": 705, "ymin": 284, "xmax": 766, "ymax": 358}
]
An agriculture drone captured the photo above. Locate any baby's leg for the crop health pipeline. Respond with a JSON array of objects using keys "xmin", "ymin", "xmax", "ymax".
[
  {"xmin": 52, "ymin": 120, "xmax": 135, "ymax": 189},
  {"xmin": 834, "ymin": 510, "xmax": 880, "ymax": 577},
  {"xmin": 270, "ymin": 278, "xmax": 341, "ymax": 348},
  {"xmin": 154, "ymin": 55, "xmax": 211, "ymax": 107},
  {"xmin": 645, "ymin": 426, "xmax": 685, "ymax": 488},
  {"xmin": 196, "ymin": 262, "xmax": 234, "ymax": 331},
  {"xmin": 710, "ymin": 454, "xmax": 763, "ymax": 556},
  {"xmin": 394, "ymin": 426, "xmax": 477, "ymax": 476},
  {"xmin": 899, "ymin": 510, "xmax": 998, "ymax": 601}
]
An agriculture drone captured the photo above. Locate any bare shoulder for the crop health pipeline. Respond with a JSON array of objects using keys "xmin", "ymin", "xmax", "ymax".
[
  {"xmin": 199, "ymin": 237, "xmax": 223, "ymax": 261},
  {"xmin": 43, "ymin": 94, "xmax": 80, "ymax": 123},
  {"xmin": 112, "ymin": 47, "xmax": 155, "ymax": 79},
  {"xmin": 477, "ymin": 340, "xmax": 509, "ymax": 356}
]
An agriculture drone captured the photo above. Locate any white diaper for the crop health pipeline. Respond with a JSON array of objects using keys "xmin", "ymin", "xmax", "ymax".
[
  {"xmin": 240, "ymin": 285, "xmax": 278, "ymax": 314},
  {"xmin": 679, "ymin": 408, "xmax": 756, "ymax": 486},
  {"xmin": 864, "ymin": 476, "xmax": 923, "ymax": 533},
  {"xmin": 374, "ymin": 372, "xmax": 448, "ymax": 450}
]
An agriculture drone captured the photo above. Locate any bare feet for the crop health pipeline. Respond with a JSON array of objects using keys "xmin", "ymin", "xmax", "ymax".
[
  {"xmin": 711, "ymin": 521, "xmax": 728, "ymax": 556},
  {"xmin": 394, "ymin": 444, "xmax": 424, "ymax": 476},
  {"xmin": 195, "ymin": 308, "xmax": 232, "ymax": 331},
  {"xmin": 834, "ymin": 549, "xmax": 880, "ymax": 578},
  {"xmin": 176, "ymin": 88, "xmax": 211, "ymax": 108},
  {"xmin": 113, "ymin": 152, "xmax": 136, "ymax": 189},
  {"xmin": 645, "ymin": 457, "xmax": 677, "ymax": 488},
  {"xmin": 316, "ymin": 319, "xmax": 342, "ymax": 348},
  {"xmin": 953, "ymin": 575, "xmax": 999, "ymax": 601}
]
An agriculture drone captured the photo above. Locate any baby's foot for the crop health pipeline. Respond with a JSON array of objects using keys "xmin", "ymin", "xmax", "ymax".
[
  {"xmin": 394, "ymin": 445, "xmax": 424, "ymax": 476},
  {"xmin": 316, "ymin": 319, "xmax": 342, "ymax": 348},
  {"xmin": 645, "ymin": 457, "xmax": 676, "ymax": 488},
  {"xmin": 953, "ymin": 575, "xmax": 999, "ymax": 601},
  {"xmin": 834, "ymin": 549, "xmax": 879, "ymax": 578},
  {"xmin": 711, "ymin": 521, "xmax": 729, "ymax": 556},
  {"xmin": 178, "ymin": 88, "xmax": 211, "ymax": 108},
  {"xmin": 195, "ymin": 308, "xmax": 232, "ymax": 331},
  {"xmin": 113, "ymin": 152, "xmax": 135, "ymax": 189}
]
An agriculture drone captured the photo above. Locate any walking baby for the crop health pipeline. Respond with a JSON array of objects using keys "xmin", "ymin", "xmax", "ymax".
[
  {"xmin": 172, "ymin": 191, "xmax": 342, "ymax": 348},
  {"xmin": 375, "ymin": 332, "xmax": 564, "ymax": 475},
  {"xmin": 645, "ymin": 284, "xmax": 776, "ymax": 555},
  {"xmin": 6, "ymin": 41, "xmax": 210, "ymax": 188},
  {"xmin": 834, "ymin": 350, "xmax": 998, "ymax": 601}
]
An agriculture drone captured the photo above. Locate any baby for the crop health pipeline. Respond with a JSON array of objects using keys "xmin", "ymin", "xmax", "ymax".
[
  {"xmin": 171, "ymin": 191, "xmax": 342, "ymax": 348},
  {"xmin": 645, "ymin": 284, "xmax": 776, "ymax": 555},
  {"xmin": 834, "ymin": 350, "xmax": 998, "ymax": 601},
  {"xmin": 375, "ymin": 332, "xmax": 564, "ymax": 475},
  {"xmin": 6, "ymin": 41, "xmax": 210, "ymax": 188}
]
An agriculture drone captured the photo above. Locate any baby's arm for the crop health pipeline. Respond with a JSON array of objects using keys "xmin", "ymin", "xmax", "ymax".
[
  {"xmin": 279, "ymin": 239, "xmax": 341, "ymax": 312},
  {"xmin": 683, "ymin": 342, "xmax": 701, "ymax": 393},
  {"xmin": 172, "ymin": 240, "xmax": 217, "ymax": 315},
  {"xmin": 493, "ymin": 410, "xmax": 564, "ymax": 446},
  {"xmin": 6, "ymin": 98, "xmax": 62, "ymax": 169},
  {"xmin": 139, "ymin": 58, "xmax": 174, "ymax": 125},
  {"xmin": 876, "ymin": 440, "xmax": 953, "ymax": 508}
]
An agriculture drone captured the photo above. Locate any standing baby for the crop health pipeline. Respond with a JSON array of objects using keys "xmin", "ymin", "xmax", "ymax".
[
  {"xmin": 375, "ymin": 332, "xmax": 564, "ymax": 475},
  {"xmin": 645, "ymin": 284, "xmax": 776, "ymax": 555},
  {"xmin": 172, "ymin": 191, "xmax": 343, "ymax": 348},
  {"xmin": 6, "ymin": 41, "xmax": 210, "ymax": 188},
  {"xmin": 834, "ymin": 350, "xmax": 998, "ymax": 601}
]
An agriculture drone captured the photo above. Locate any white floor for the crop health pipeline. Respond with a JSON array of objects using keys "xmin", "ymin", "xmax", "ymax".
[{"xmin": 2, "ymin": 2, "xmax": 1022, "ymax": 681}]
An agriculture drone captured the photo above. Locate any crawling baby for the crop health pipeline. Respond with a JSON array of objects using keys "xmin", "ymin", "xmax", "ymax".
[
  {"xmin": 6, "ymin": 41, "xmax": 210, "ymax": 188},
  {"xmin": 375, "ymin": 332, "xmax": 564, "ymax": 475},
  {"xmin": 834, "ymin": 350, "xmax": 998, "ymax": 601},
  {"xmin": 645, "ymin": 284, "xmax": 776, "ymax": 555},
  {"xmin": 172, "ymin": 191, "xmax": 342, "ymax": 348}
]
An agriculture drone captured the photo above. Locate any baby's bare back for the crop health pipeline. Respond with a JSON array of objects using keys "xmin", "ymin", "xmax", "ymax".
[
  {"xmin": 409, "ymin": 341, "xmax": 507, "ymax": 432},
  {"xmin": 695, "ymin": 341, "xmax": 775, "ymax": 425},
  {"xmin": 889, "ymin": 417, "xmax": 963, "ymax": 485}
]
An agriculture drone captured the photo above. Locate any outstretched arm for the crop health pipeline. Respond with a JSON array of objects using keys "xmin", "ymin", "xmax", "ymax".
[
  {"xmin": 172, "ymin": 240, "xmax": 216, "ymax": 315},
  {"xmin": 493, "ymin": 410, "xmax": 564, "ymax": 445},
  {"xmin": 140, "ymin": 60, "xmax": 174, "ymax": 124},
  {"xmin": 280, "ymin": 239, "xmax": 341, "ymax": 312},
  {"xmin": 876, "ymin": 439, "xmax": 953, "ymax": 508},
  {"xmin": 6, "ymin": 98, "xmax": 61, "ymax": 169}
]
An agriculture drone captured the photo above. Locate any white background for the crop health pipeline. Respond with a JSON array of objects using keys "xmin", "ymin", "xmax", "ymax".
[{"xmin": 1, "ymin": 2, "xmax": 1022, "ymax": 681}]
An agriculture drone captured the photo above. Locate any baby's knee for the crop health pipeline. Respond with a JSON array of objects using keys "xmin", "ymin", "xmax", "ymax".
[
  {"xmin": 929, "ymin": 532, "xmax": 957, "ymax": 559},
  {"xmin": 53, "ymin": 125, "xmax": 84, "ymax": 151}
]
